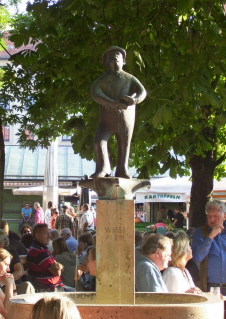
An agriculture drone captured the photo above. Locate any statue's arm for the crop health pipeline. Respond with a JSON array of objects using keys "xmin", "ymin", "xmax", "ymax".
[
  {"xmin": 91, "ymin": 82, "xmax": 127, "ymax": 110},
  {"xmin": 129, "ymin": 77, "xmax": 147, "ymax": 104},
  {"xmin": 91, "ymin": 84, "xmax": 116, "ymax": 107}
]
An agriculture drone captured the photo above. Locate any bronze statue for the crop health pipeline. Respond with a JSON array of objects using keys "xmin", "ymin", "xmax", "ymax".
[{"xmin": 91, "ymin": 46, "xmax": 147, "ymax": 179}]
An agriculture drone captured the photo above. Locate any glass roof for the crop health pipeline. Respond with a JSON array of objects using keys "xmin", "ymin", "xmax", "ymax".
[{"xmin": 4, "ymin": 145, "xmax": 96, "ymax": 180}]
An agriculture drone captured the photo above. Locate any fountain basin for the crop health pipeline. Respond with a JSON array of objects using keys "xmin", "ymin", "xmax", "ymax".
[{"xmin": 8, "ymin": 292, "xmax": 223, "ymax": 319}]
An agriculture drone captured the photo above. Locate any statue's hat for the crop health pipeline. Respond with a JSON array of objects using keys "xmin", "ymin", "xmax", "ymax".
[{"xmin": 102, "ymin": 46, "xmax": 126, "ymax": 64}]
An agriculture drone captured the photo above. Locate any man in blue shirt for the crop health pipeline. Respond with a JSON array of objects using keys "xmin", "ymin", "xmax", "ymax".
[
  {"xmin": 60, "ymin": 228, "xmax": 78, "ymax": 253},
  {"xmin": 135, "ymin": 234, "xmax": 172, "ymax": 292},
  {"xmin": 19, "ymin": 203, "xmax": 33, "ymax": 231},
  {"xmin": 192, "ymin": 200, "xmax": 226, "ymax": 294}
]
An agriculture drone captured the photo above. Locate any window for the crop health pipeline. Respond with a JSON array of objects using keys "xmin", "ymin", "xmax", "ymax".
[
  {"xmin": 25, "ymin": 129, "xmax": 34, "ymax": 140},
  {"xmin": 2, "ymin": 126, "xmax": 10, "ymax": 141},
  {"xmin": 62, "ymin": 135, "xmax": 71, "ymax": 141},
  {"xmin": 0, "ymin": 100, "xmax": 10, "ymax": 110}
]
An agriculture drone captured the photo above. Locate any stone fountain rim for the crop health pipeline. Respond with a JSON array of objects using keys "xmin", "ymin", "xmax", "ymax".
[{"xmin": 9, "ymin": 292, "xmax": 221, "ymax": 306}]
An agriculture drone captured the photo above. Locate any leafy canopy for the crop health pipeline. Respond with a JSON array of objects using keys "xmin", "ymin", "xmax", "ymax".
[{"xmin": 1, "ymin": 0, "xmax": 226, "ymax": 180}]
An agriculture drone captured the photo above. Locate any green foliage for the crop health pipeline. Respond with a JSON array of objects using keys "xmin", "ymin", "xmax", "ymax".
[
  {"xmin": 0, "ymin": 6, "xmax": 10, "ymax": 61},
  {"xmin": 0, "ymin": 6, "xmax": 10, "ymax": 30},
  {"xmin": 1, "ymin": 0, "xmax": 226, "ymax": 180}
]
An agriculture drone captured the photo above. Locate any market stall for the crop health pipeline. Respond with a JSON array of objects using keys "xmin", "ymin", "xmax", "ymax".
[{"xmin": 135, "ymin": 176, "xmax": 226, "ymax": 224}]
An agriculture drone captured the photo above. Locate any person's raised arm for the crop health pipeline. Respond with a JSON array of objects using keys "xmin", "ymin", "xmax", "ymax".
[
  {"xmin": 0, "ymin": 274, "xmax": 14, "ymax": 318},
  {"xmin": 48, "ymin": 261, "xmax": 63, "ymax": 276},
  {"xmin": 192, "ymin": 228, "xmax": 213, "ymax": 262},
  {"xmin": 208, "ymin": 225, "xmax": 224, "ymax": 239}
]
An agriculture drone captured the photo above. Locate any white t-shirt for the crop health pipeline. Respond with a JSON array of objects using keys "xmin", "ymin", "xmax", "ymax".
[
  {"xmin": 162, "ymin": 267, "xmax": 195, "ymax": 293},
  {"xmin": 44, "ymin": 208, "xmax": 52, "ymax": 228},
  {"xmin": 80, "ymin": 210, "xmax": 94, "ymax": 230}
]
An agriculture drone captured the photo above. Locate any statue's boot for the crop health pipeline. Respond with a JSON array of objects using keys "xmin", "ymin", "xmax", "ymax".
[
  {"xmin": 115, "ymin": 169, "xmax": 131, "ymax": 179},
  {"xmin": 90, "ymin": 171, "xmax": 111, "ymax": 178}
]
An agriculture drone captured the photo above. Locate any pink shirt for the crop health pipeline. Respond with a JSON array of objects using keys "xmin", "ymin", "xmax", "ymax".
[
  {"xmin": 155, "ymin": 222, "xmax": 166, "ymax": 228},
  {"xmin": 35, "ymin": 209, "xmax": 44, "ymax": 224}
]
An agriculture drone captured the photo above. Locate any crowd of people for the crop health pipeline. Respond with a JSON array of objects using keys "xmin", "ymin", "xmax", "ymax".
[
  {"xmin": 135, "ymin": 200, "xmax": 226, "ymax": 298},
  {"xmin": 0, "ymin": 199, "xmax": 225, "ymax": 318},
  {"xmin": 0, "ymin": 202, "xmax": 96, "ymax": 317}
]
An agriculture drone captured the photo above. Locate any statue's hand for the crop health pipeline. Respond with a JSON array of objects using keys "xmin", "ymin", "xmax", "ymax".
[{"xmin": 120, "ymin": 95, "xmax": 135, "ymax": 106}]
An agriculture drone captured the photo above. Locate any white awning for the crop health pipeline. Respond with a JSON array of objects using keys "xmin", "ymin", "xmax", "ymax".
[
  {"xmin": 136, "ymin": 177, "xmax": 226, "ymax": 203},
  {"xmin": 12, "ymin": 186, "xmax": 77, "ymax": 196}
]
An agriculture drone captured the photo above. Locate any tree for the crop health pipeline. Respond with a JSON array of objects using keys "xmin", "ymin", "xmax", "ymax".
[
  {"xmin": 2, "ymin": 0, "xmax": 226, "ymax": 226},
  {"xmin": 129, "ymin": 1, "xmax": 226, "ymax": 227},
  {"xmin": 0, "ymin": 4, "xmax": 13, "ymax": 217}
]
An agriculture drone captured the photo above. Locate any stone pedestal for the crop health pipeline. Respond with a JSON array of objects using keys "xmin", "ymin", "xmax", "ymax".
[
  {"xmin": 96, "ymin": 199, "xmax": 134, "ymax": 304},
  {"xmin": 78, "ymin": 177, "xmax": 150, "ymax": 304}
]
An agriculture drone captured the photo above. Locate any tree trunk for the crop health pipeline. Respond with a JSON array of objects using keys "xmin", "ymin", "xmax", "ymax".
[
  {"xmin": 0, "ymin": 119, "xmax": 4, "ymax": 219},
  {"xmin": 189, "ymin": 153, "xmax": 215, "ymax": 228}
]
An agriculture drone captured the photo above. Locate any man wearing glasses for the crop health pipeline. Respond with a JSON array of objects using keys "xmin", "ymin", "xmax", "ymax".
[
  {"xmin": 135, "ymin": 234, "xmax": 172, "ymax": 292},
  {"xmin": 19, "ymin": 203, "xmax": 33, "ymax": 232},
  {"xmin": 192, "ymin": 200, "xmax": 226, "ymax": 294}
]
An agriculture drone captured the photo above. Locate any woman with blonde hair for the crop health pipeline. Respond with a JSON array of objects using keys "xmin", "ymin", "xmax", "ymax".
[
  {"xmin": 0, "ymin": 248, "xmax": 16, "ymax": 318},
  {"xmin": 31, "ymin": 295, "xmax": 81, "ymax": 319},
  {"xmin": 52, "ymin": 238, "xmax": 77, "ymax": 289},
  {"xmin": 67, "ymin": 206, "xmax": 76, "ymax": 218},
  {"xmin": 163, "ymin": 234, "xmax": 201, "ymax": 294},
  {"xmin": 34, "ymin": 202, "xmax": 44, "ymax": 224}
]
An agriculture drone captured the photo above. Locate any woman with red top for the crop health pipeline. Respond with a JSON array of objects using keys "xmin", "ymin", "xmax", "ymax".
[{"xmin": 50, "ymin": 209, "xmax": 59, "ymax": 229}]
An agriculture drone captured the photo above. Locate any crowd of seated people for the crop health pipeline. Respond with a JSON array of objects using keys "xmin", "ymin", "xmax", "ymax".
[
  {"xmin": 4, "ymin": 200, "xmax": 226, "ymax": 319},
  {"xmin": 0, "ymin": 218, "xmax": 201, "ymax": 302},
  {"xmin": 0, "ymin": 207, "xmax": 96, "ymax": 297},
  {"xmin": 135, "ymin": 229, "xmax": 201, "ymax": 294}
]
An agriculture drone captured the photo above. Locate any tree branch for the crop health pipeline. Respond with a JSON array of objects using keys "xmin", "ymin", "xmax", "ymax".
[{"xmin": 214, "ymin": 154, "xmax": 226, "ymax": 168}]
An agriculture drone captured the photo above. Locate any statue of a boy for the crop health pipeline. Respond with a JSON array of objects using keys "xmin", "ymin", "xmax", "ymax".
[{"xmin": 91, "ymin": 46, "xmax": 147, "ymax": 179}]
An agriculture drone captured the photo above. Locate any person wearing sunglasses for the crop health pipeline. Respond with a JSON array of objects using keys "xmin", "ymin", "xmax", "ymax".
[{"xmin": 20, "ymin": 225, "xmax": 32, "ymax": 238}]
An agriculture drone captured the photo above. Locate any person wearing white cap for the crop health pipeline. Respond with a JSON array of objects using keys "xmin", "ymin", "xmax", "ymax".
[{"xmin": 91, "ymin": 46, "xmax": 146, "ymax": 179}]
